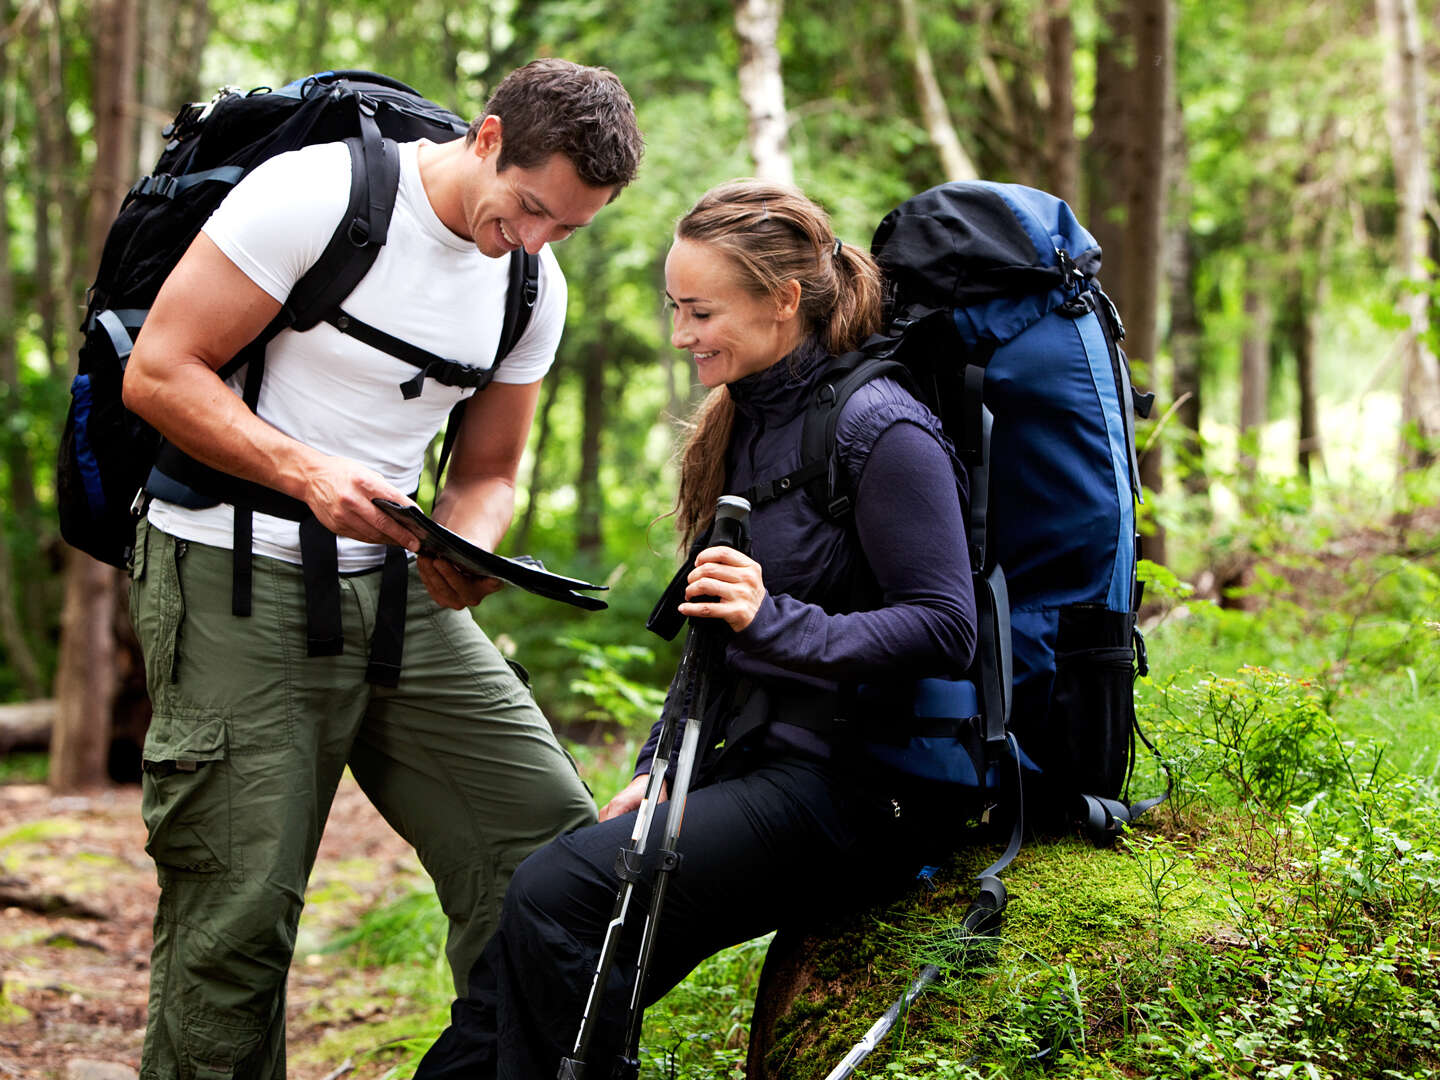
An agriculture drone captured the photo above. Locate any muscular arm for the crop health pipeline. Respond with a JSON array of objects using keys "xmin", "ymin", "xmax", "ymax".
[
  {"xmin": 416, "ymin": 378, "xmax": 541, "ymax": 609},
  {"xmin": 122, "ymin": 233, "xmax": 421, "ymax": 550}
]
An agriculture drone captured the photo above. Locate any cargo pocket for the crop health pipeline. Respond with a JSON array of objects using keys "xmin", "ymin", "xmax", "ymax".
[
  {"xmin": 1049, "ymin": 603, "xmax": 1136, "ymax": 801},
  {"xmin": 141, "ymin": 713, "xmax": 230, "ymax": 875}
]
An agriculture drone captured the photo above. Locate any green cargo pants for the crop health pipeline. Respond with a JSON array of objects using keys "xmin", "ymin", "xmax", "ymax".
[{"xmin": 129, "ymin": 518, "xmax": 597, "ymax": 1080}]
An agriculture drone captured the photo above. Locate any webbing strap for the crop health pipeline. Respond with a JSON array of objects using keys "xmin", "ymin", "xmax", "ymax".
[
  {"xmin": 435, "ymin": 247, "xmax": 540, "ymax": 484},
  {"xmin": 741, "ymin": 459, "xmax": 826, "ymax": 508},
  {"xmin": 327, "ymin": 310, "xmax": 495, "ymax": 399},
  {"xmin": 974, "ymin": 564, "xmax": 1012, "ymax": 747},
  {"xmin": 232, "ymin": 510, "xmax": 253, "ymax": 617},
  {"xmin": 967, "ymin": 405, "xmax": 993, "ymax": 572},
  {"xmin": 127, "ymin": 165, "xmax": 245, "ymax": 201},
  {"xmin": 299, "ymin": 516, "xmax": 343, "ymax": 657},
  {"xmin": 365, "ymin": 544, "xmax": 409, "ymax": 687},
  {"xmin": 95, "ymin": 310, "xmax": 136, "ymax": 366},
  {"xmin": 976, "ymin": 732, "xmax": 1026, "ymax": 879}
]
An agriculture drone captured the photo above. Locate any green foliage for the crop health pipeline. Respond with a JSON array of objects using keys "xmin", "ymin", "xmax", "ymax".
[
  {"xmin": 0, "ymin": 753, "xmax": 49, "ymax": 784},
  {"xmin": 1150, "ymin": 666, "xmax": 1353, "ymax": 811},
  {"xmin": 560, "ymin": 636, "xmax": 669, "ymax": 735}
]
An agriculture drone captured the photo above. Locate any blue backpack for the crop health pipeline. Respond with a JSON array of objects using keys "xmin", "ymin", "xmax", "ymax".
[{"xmin": 770, "ymin": 182, "xmax": 1163, "ymax": 853}]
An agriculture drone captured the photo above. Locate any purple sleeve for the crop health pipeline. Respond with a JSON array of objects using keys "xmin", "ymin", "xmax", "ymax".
[{"xmin": 733, "ymin": 420, "xmax": 977, "ymax": 678}]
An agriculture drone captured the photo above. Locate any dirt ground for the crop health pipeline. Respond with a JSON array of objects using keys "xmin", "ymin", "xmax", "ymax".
[{"xmin": 0, "ymin": 776, "xmax": 434, "ymax": 1080}]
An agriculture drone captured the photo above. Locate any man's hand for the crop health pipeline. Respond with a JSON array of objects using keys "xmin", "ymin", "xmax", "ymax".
[
  {"xmin": 300, "ymin": 457, "xmax": 422, "ymax": 550},
  {"xmin": 598, "ymin": 773, "xmax": 668, "ymax": 822},
  {"xmin": 416, "ymin": 555, "xmax": 506, "ymax": 610}
]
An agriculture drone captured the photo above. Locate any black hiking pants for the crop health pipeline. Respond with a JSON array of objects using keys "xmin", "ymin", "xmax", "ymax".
[{"xmin": 414, "ymin": 748, "xmax": 931, "ymax": 1079}]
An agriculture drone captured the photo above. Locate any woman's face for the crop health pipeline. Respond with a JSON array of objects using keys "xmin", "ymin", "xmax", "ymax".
[{"xmin": 665, "ymin": 239, "xmax": 803, "ymax": 389}]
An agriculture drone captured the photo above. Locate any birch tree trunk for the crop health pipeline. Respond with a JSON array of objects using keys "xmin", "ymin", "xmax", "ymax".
[
  {"xmin": 733, "ymin": 0, "xmax": 793, "ymax": 185},
  {"xmin": 1125, "ymin": 0, "xmax": 1171, "ymax": 569},
  {"xmin": 898, "ymin": 0, "xmax": 979, "ymax": 183},
  {"xmin": 1238, "ymin": 280, "xmax": 1272, "ymax": 483},
  {"xmin": 1377, "ymin": 0, "xmax": 1440, "ymax": 467},
  {"xmin": 50, "ymin": 0, "xmax": 140, "ymax": 793}
]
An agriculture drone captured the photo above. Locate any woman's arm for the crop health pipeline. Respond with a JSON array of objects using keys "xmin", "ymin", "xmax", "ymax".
[{"xmin": 733, "ymin": 420, "xmax": 977, "ymax": 678}]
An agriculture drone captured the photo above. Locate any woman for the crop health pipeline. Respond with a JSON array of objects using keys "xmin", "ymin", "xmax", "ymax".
[{"xmin": 416, "ymin": 180, "xmax": 977, "ymax": 1079}]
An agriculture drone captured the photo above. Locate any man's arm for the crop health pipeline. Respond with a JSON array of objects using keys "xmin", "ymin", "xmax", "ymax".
[
  {"xmin": 123, "ymin": 233, "xmax": 421, "ymax": 550},
  {"xmin": 417, "ymin": 378, "xmax": 541, "ymax": 609}
]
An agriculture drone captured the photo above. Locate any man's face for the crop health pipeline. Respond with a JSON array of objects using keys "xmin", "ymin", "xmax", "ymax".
[{"xmin": 462, "ymin": 116, "xmax": 615, "ymax": 258}]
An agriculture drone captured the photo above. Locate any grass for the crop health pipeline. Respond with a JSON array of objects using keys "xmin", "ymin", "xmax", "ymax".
[{"xmin": 299, "ymin": 472, "xmax": 1440, "ymax": 1079}]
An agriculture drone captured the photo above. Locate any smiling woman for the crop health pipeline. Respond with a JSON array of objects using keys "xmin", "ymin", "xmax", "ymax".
[
  {"xmin": 665, "ymin": 237, "xmax": 804, "ymax": 387},
  {"xmin": 414, "ymin": 179, "xmax": 978, "ymax": 1080}
]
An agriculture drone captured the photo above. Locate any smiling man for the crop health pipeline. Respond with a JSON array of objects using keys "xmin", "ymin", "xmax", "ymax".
[{"xmin": 120, "ymin": 60, "xmax": 641, "ymax": 1080}]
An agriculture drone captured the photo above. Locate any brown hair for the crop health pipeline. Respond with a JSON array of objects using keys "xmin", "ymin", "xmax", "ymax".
[
  {"xmin": 468, "ymin": 58, "xmax": 643, "ymax": 194},
  {"xmin": 670, "ymin": 180, "xmax": 884, "ymax": 546}
]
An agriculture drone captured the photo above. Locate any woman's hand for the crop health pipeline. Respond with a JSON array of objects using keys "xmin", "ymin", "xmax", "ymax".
[
  {"xmin": 677, "ymin": 545, "xmax": 766, "ymax": 632},
  {"xmin": 599, "ymin": 773, "xmax": 668, "ymax": 822}
]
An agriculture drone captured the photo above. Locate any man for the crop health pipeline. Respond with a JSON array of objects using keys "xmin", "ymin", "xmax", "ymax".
[{"xmin": 121, "ymin": 59, "xmax": 642, "ymax": 1080}]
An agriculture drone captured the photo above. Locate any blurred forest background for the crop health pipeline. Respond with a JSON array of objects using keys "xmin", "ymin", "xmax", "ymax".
[{"xmin": 0, "ymin": 0, "xmax": 1436, "ymax": 794}]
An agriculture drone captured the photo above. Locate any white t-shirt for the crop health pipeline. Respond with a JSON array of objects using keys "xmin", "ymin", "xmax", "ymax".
[{"xmin": 147, "ymin": 139, "xmax": 566, "ymax": 571}]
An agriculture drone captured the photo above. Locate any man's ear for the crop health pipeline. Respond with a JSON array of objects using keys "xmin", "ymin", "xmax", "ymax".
[
  {"xmin": 775, "ymin": 279, "xmax": 802, "ymax": 322},
  {"xmin": 472, "ymin": 114, "xmax": 503, "ymax": 158}
]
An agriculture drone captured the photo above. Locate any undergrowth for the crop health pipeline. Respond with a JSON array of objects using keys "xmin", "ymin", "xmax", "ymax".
[{"xmin": 305, "ymin": 491, "xmax": 1440, "ymax": 1079}]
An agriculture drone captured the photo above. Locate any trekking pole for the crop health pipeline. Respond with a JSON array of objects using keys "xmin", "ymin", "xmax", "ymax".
[
  {"xmin": 822, "ymin": 877, "xmax": 1007, "ymax": 1080},
  {"xmin": 558, "ymin": 495, "xmax": 752, "ymax": 1080}
]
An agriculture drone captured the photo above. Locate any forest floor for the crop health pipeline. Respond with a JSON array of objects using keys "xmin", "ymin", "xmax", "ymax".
[{"xmin": 0, "ymin": 775, "xmax": 433, "ymax": 1080}]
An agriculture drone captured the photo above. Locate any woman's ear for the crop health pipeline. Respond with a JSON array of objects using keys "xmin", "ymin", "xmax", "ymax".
[{"xmin": 775, "ymin": 279, "xmax": 802, "ymax": 322}]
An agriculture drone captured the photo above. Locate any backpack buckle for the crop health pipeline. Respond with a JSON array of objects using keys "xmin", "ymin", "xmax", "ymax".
[{"xmin": 346, "ymin": 216, "xmax": 372, "ymax": 246}]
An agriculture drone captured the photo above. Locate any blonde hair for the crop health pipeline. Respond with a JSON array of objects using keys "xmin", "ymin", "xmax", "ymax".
[{"xmin": 670, "ymin": 180, "xmax": 884, "ymax": 546}]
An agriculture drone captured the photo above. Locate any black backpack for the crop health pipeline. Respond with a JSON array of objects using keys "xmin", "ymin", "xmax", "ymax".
[{"xmin": 59, "ymin": 70, "xmax": 539, "ymax": 574}]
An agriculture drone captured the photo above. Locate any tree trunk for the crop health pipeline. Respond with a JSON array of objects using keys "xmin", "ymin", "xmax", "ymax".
[
  {"xmin": 84, "ymin": 0, "xmax": 140, "ymax": 271},
  {"xmin": 576, "ymin": 339, "xmax": 606, "ymax": 555},
  {"xmin": 1377, "ymin": 0, "xmax": 1440, "ymax": 466},
  {"xmin": 512, "ymin": 368, "xmax": 563, "ymax": 555},
  {"xmin": 50, "ymin": 551, "xmax": 121, "ymax": 791},
  {"xmin": 0, "ymin": 3, "xmax": 44, "ymax": 696},
  {"xmin": 30, "ymin": 0, "xmax": 84, "ymax": 320},
  {"xmin": 1294, "ymin": 277, "xmax": 1324, "ymax": 484},
  {"xmin": 1044, "ymin": 0, "xmax": 1078, "ymax": 206},
  {"xmin": 22, "ymin": 1, "xmax": 60, "ymax": 370},
  {"xmin": 1086, "ymin": 0, "xmax": 1132, "ymax": 314},
  {"xmin": 1125, "ymin": 0, "xmax": 1171, "ymax": 569},
  {"xmin": 1166, "ymin": 87, "xmax": 1205, "ymax": 503},
  {"xmin": 733, "ymin": 0, "xmax": 794, "ymax": 185},
  {"xmin": 898, "ymin": 0, "xmax": 980, "ymax": 182},
  {"xmin": 50, "ymin": 0, "xmax": 140, "ymax": 794},
  {"xmin": 1238, "ymin": 280, "xmax": 1272, "ymax": 483}
]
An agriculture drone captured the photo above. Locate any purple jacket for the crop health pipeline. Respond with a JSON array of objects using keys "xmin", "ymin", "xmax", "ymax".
[{"xmin": 639, "ymin": 338, "xmax": 977, "ymax": 773}]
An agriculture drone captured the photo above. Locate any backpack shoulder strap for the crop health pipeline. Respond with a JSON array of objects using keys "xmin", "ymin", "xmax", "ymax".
[
  {"xmin": 434, "ymin": 247, "xmax": 540, "ymax": 483},
  {"xmin": 213, "ymin": 125, "xmax": 399, "ymax": 388},
  {"xmin": 741, "ymin": 355, "xmax": 913, "ymax": 518}
]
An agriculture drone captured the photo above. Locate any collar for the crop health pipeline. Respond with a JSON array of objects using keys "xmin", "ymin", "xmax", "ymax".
[{"xmin": 728, "ymin": 336, "xmax": 832, "ymax": 425}]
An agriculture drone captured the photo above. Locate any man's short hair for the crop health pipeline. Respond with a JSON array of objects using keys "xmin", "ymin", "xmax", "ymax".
[{"xmin": 469, "ymin": 59, "xmax": 643, "ymax": 195}]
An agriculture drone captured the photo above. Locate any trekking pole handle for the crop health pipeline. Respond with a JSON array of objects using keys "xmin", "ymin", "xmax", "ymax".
[{"xmin": 710, "ymin": 495, "xmax": 751, "ymax": 554}]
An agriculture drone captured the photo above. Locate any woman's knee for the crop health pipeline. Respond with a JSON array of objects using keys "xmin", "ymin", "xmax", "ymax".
[{"xmin": 504, "ymin": 825, "xmax": 617, "ymax": 933}]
